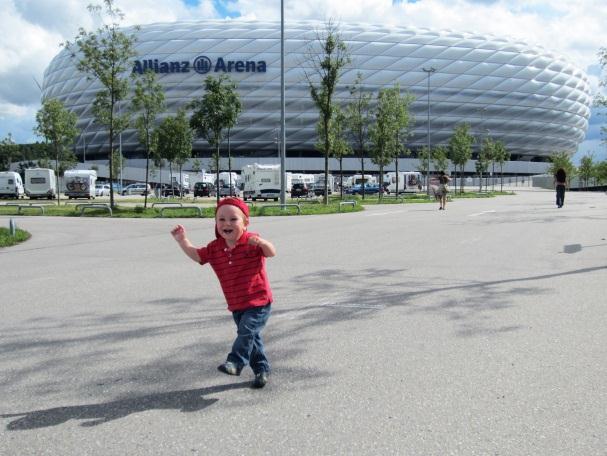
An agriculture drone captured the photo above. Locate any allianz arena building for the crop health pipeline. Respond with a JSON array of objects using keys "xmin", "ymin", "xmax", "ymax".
[{"xmin": 42, "ymin": 20, "xmax": 592, "ymax": 175}]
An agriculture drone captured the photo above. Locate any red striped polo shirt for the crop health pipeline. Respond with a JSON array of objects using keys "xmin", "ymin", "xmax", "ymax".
[{"xmin": 197, "ymin": 231, "xmax": 273, "ymax": 312}]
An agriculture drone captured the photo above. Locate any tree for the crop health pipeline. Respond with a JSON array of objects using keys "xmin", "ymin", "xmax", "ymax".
[
  {"xmin": 34, "ymin": 98, "xmax": 79, "ymax": 204},
  {"xmin": 478, "ymin": 136, "xmax": 494, "ymax": 192},
  {"xmin": 305, "ymin": 21, "xmax": 351, "ymax": 204},
  {"xmin": 390, "ymin": 88, "xmax": 414, "ymax": 196},
  {"xmin": 449, "ymin": 123, "xmax": 475, "ymax": 193},
  {"xmin": 492, "ymin": 140, "xmax": 509, "ymax": 192},
  {"xmin": 548, "ymin": 151, "xmax": 575, "ymax": 186},
  {"xmin": 577, "ymin": 154, "xmax": 594, "ymax": 189},
  {"xmin": 110, "ymin": 148, "xmax": 125, "ymax": 187},
  {"xmin": 370, "ymin": 86, "xmax": 405, "ymax": 199},
  {"xmin": 476, "ymin": 143, "xmax": 491, "ymax": 192},
  {"xmin": 189, "ymin": 75, "xmax": 241, "ymax": 202},
  {"xmin": 595, "ymin": 160, "xmax": 607, "ymax": 186},
  {"xmin": 155, "ymin": 110, "xmax": 193, "ymax": 197},
  {"xmin": 345, "ymin": 72, "xmax": 373, "ymax": 199},
  {"xmin": 132, "ymin": 70, "xmax": 165, "ymax": 208},
  {"xmin": 417, "ymin": 147, "xmax": 430, "ymax": 185},
  {"xmin": 317, "ymin": 105, "xmax": 352, "ymax": 198},
  {"xmin": 0, "ymin": 133, "xmax": 18, "ymax": 171},
  {"xmin": 65, "ymin": 0, "xmax": 137, "ymax": 207},
  {"xmin": 432, "ymin": 146, "xmax": 450, "ymax": 175}
]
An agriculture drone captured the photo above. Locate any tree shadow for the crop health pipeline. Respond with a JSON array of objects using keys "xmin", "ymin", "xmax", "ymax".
[{"xmin": 1, "ymin": 381, "xmax": 250, "ymax": 430}]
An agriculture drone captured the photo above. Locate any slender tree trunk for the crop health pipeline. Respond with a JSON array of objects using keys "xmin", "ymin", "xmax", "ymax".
[
  {"xmin": 144, "ymin": 130, "xmax": 150, "ymax": 208},
  {"xmin": 216, "ymin": 143, "xmax": 221, "ymax": 203}
]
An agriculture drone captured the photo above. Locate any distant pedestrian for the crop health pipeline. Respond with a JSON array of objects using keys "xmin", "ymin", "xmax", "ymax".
[
  {"xmin": 171, "ymin": 197, "xmax": 276, "ymax": 388},
  {"xmin": 438, "ymin": 171, "xmax": 451, "ymax": 210},
  {"xmin": 554, "ymin": 168, "xmax": 567, "ymax": 208}
]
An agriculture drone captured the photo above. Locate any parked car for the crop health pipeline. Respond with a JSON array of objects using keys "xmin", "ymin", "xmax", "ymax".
[
  {"xmin": 159, "ymin": 183, "xmax": 187, "ymax": 197},
  {"xmin": 121, "ymin": 183, "xmax": 152, "ymax": 196},
  {"xmin": 291, "ymin": 183, "xmax": 313, "ymax": 198},
  {"xmin": 313, "ymin": 183, "xmax": 333, "ymax": 196},
  {"xmin": 95, "ymin": 183, "xmax": 111, "ymax": 197},
  {"xmin": 218, "ymin": 184, "xmax": 241, "ymax": 198},
  {"xmin": 347, "ymin": 183, "xmax": 382, "ymax": 195},
  {"xmin": 193, "ymin": 181, "xmax": 216, "ymax": 197}
]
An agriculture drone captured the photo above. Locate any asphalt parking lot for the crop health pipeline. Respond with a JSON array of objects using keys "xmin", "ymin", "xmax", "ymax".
[{"xmin": 1, "ymin": 189, "xmax": 606, "ymax": 455}]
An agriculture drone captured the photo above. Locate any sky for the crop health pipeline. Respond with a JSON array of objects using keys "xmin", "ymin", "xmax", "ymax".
[{"xmin": 1, "ymin": 0, "xmax": 606, "ymax": 163}]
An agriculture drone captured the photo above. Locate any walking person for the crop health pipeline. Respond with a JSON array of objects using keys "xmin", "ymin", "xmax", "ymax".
[
  {"xmin": 438, "ymin": 171, "xmax": 451, "ymax": 210},
  {"xmin": 554, "ymin": 168, "xmax": 567, "ymax": 208},
  {"xmin": 171, "ymin": 197, "xmax": 276, "ymax": 388}
]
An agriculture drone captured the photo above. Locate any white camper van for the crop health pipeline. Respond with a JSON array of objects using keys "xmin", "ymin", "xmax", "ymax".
[
  {"xmin": 344, "ymin": 174, "xmax": 375, "ymax": 189},
  {"xmin": 242, "ymin": 164, "xmax": 290, "ymax": 201},
  {"xmin": 384, "ymin": 171, "xmax": 423, "ymax": 194},
  {"xmin": 63, "ymin": 169, "xmax": 97, "ymax": 199},
  {"xmin": 25, "ymin": 168, "xmax": 57, "ymax": 199},
  {"xmin": 0, "ymin": 171, "xmax": 25, "ymax": 199}
]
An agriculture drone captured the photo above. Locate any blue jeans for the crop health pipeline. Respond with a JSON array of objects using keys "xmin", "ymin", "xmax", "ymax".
[
  {"xmin": 227, "ymin": 304, "xmax": 271, "ymax": 374},
  {"xmin": 556, "ymin": 185, "xmax": 565, "ymax": 207}
]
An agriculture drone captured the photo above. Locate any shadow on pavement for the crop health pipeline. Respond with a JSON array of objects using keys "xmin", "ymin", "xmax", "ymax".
[{"xmin": 1, "ymin": 381, "xmax": 250, "ymax": 430}]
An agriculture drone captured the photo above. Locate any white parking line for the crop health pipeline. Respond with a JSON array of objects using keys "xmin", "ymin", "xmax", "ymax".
[
  {"xmin": 365, "ymin": 210, "xmax": 406, "ymax": 217},
  {"xmin": 468, "ymin": 209, "xmax": 496, "ymax": 217}
]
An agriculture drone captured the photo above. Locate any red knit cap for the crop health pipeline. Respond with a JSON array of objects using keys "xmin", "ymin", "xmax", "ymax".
[{"xmin": 215, "ymin": 197, "xmax": 250, "ymax": 238}]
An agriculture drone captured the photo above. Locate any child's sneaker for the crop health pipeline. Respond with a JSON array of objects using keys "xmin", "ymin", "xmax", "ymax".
[
  {"xmin": 252, "ymin": 371, "xmax": 269, "ymax": 388},
  {"xmin": 217, "ymin": 362, "xmax": 242, "ymax": 376}
]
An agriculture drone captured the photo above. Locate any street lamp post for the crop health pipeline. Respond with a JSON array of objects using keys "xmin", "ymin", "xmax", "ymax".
[
  {"xmin": 422, "ymin": 67, "xmax": 435, "ymax": 195},
  {"xmin": 279, "ymin": 0, "xmax": 286, "ymax": 205}
]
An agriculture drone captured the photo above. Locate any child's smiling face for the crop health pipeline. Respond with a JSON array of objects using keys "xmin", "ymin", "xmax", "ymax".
[{"xmin": 216, "ymin": 204, "xmax": 248, "ymax": 245}]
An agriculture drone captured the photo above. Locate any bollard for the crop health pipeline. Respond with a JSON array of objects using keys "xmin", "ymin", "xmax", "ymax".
[{"xmin": 9, "ymin": 218, "xmax": 16, "ymax": 236}]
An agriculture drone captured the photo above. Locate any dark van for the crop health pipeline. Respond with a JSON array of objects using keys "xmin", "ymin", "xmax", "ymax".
[
  {"xmin": 193, "ymin": 182, "xmax": 216, "ymax": 197},
  {"xmin": 291, "ymin": 183, "xmax": 312, "ymax": 198}
]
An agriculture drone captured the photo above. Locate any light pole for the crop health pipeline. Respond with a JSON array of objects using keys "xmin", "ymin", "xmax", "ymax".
[
  {"xmin": 279, "ymin": 0, "xmax": 286, "ymax": 205},
  {"xmin": 422, "ymin": 67, "xmax": 435, "ymax": 195}
]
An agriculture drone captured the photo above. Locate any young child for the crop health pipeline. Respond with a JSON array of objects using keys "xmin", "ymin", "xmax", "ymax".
[{"xmin": 171, "ymin": 197, "xmax": 276, "ymax": 388}]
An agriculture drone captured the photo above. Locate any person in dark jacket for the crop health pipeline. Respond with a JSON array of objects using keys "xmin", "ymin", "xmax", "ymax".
[{"xmin": 554, "ymin": 168, "xmax": 567, "ymax": 208}]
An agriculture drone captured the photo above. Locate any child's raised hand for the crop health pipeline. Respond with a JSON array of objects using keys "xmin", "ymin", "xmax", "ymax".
[{"xmin": 171, "ymin": 224, "xmax": 186, "ymax": 241}]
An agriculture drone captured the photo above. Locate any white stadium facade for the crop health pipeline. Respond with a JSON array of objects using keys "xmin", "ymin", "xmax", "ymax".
[{"xmin": 42, "ymin": 20, "xmax": 592, "ymax": 176}]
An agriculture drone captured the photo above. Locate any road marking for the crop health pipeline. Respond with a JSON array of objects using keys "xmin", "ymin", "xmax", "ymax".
[
  {"xmin": 468, "ymin": 210, "xmax": 496, "ymax": 217},
  {"xmin": 365, "ymin": 210, "xmax": 406, "ymax": 217},
  {"xmin": 322, "ymin": 302, "xmax": 385, "ymax": 310}
]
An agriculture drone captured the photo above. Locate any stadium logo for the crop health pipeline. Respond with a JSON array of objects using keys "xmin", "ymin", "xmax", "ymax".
[
  {"xmin": 193, "ymin": 56, "xmax": 212, "ymax": 74},
  {"xmin": 132, "ymin": 55, "xmax": 267, "ymax": 75}
]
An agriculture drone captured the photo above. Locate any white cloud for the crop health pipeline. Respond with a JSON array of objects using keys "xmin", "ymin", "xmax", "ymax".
[{"xmin": 1, "ymin": 0, "xmax": 606, "ymax": 149}]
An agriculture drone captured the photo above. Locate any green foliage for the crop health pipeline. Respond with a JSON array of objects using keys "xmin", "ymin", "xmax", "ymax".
[
  {"xmin": 132, "ymin": 69, "xmax": 165, "ymax": 208},
  {"xmin": 34, "ymin": 98, "xmax": 79, "ymax": 202},
  {"xmin": 369, "ymin": 84, "xmax": 414, "ymax": 195},
  {"xmin": 548, "ymin": 152, "xmax": 575, "ymax": 181},
  {"xmin": 305, "ymin": 21, "xmax": 351, "ymax": 203},
  {"xmin": 449, "ymin": 123, "xmax": 475, "ymax": 193},
  {"xmin": 344, "ymin": 72, "xmax": 373, "ymax": 189},
  {"xmin": 432, "ymin": 146, "xmax": 450, "ymax": 173},
  {"xmin": 0, "ymin": 227, "xmax": 31, "ymax": 247},
  {"xmin": 155, "ymin": 109, "xmax": 194, "ymax": 187},
  {"xmin": 0, "ymin": 134, "xmax": 18, "ymax": 171},
  {"xmin": 189, "ymin": 74, "xmax": 242, "ymax": 198},
  {"xmin": 64, "ymin": 0, "xmax": 138, "ymax": 206},
  {"xmin": 577, "ymin": 154, "xmax": 595, "ymax": 188}
]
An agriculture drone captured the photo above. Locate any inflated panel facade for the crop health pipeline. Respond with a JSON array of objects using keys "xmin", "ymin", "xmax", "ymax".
[{"xmin": 42, "ymin": 21, "xmax": 592, "ymax": 161}]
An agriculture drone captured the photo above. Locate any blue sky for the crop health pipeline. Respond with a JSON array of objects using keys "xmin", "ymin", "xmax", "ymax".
[{"xmin": 1, "ymin": 0, "xmax": 605, "ymax": 162}]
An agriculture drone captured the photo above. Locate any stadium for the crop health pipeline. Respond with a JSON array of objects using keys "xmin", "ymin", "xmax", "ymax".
[{"xmin": 42, "ymin": 20, "xmax": 592, "ymax": 175}]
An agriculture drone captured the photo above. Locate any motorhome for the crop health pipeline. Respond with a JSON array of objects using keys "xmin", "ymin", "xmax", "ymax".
[
  {"xmin": 384, "ymin": 171, "xmax": 423, "ymax": 194},
  {"xmin": 170, "ymin": 172, "xmax": 190, "ymax": 194},
  {"xmin": 24, "ymin": 168, "xmax": 57, "ymax": 199},
  {"xmin": 216, "ymin": 171, "xmax": 240, "ymax": 189},
  {"xmin": 63, "ymin": 169, "xmax": 97, "ymax": 199},
  {"xmin": 0, "ymin": 171, "xmax": 24, "ymax": 199},
  {"xmin": 344, "ymin": 174, "xmax": 376, "ymax": 189},
  {"xmin": 290, "ymin": 173, "xmax": 315, "ymax": 185},
  {"xmin": 312, "ymin": 174, "xmax": 336, "ymax": 196},
  {"xmin": 241, "ymin": 164, "xmax": 291, "ymax": 201}
]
